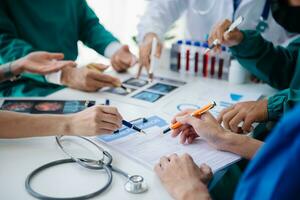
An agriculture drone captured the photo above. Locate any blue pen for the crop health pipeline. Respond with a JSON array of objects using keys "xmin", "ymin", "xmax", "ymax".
[
  {"xmin": 122, "ymin": 120, "xmax": 146, "ymax": 134},
  {"xmin": 106, "ymin": 99, "xmax": 146, "ymax": 134}
]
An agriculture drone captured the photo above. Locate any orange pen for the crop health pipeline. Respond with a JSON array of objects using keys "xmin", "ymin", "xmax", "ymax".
[{"xmin": 163, "ymin": 101, "xmax": 216, "ymax": 134}]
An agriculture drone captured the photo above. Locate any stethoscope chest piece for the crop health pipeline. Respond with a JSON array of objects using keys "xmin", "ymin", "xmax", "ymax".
[{"xmin": 124, "ymin": 175, "xmax": 148, "ymax": 194}]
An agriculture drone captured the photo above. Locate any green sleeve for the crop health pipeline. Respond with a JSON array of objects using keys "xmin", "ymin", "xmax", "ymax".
[
  {"xmin": 0, "ymin": 2, "xmax": 48, "ymax": 83},
  {"xmin": 230, "ymin": 30, "xmax": 299, "ymax": 90},
  {"xmin": 78, "ymin": 0, "xmax": 119, "ymax": 56},
  {"xmin": 0, "ymin": 2, "xmax": 35, "ymax": 63},
  {"xmin": 268, "ymin": 88, "xmax": 300, "ymax": 120}
]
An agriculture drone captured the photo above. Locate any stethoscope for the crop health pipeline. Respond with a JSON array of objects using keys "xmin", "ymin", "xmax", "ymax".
[
  {"xmin": 192, "ymin": 0, "xmax": 270, "ymax": 33},
  {"xmin": 25, "ymin": 135, "xmax": 148, "ymax": 200}
]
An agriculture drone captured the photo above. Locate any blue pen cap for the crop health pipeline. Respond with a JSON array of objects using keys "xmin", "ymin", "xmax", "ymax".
[
  {"xmin": 193, "ymin": 41, "xmax": 201, "ymax": 47},
  {"xmin": 185, "ymin": 40, "xmax": 192, "ymax": 45},
  {"xmin": 222, "ymin": 46, "xmax": 227, "ymax": 51},
  {"xmin": 202, "ymin": 42, "xmax": 209, "ymax": 48},
  {"xmin": 177, "ymin": 40, "xmax": 183, "ymax": 45}
]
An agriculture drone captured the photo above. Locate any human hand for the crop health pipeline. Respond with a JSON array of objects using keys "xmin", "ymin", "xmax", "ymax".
[
  {"xmin": 137, "ymin": 32, "xmax": 162, "ymax": 77},
  {"xmin": 14, "ymin": 51, "xmax": 76, "ymax": 75},
  {"xmin": 68, "ymin": 105, "xmax": 123, "ymax": 136},
  {"xmin": 217, "ymin": 100, "xmax": 268, "ymax": 133},
  {"xmin": 171, "ymin": 110, "xmax": 226, "ymax": 149},
  {"xmin": 111, "ymin": 45, "xmax": 137, "ymax": 72},
  {"xmin": 208, "ymin": 19, "xmax": 244, "ymax": 52},
  {"xmin": 61, "ymin": 64, "xmax": 121, "ymax": 92},
  {"xmin": 155, "ymin": 154, "xmax": 212, "ymax": 200}
]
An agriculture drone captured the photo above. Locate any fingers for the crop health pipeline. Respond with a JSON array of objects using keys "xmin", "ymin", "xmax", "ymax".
[
  {"xmin": 94, "ymin": 106, "xmax": 123, "ymax": 132},
  {"xmin": 139, "ymin": 44, "xmax": 151, "ymax": 74},
  {"xmin": 216, "ymin": 19, "xmax": 232, "ymax": 43},
  {"xmin": 88, "ymin": 63, "xmax": 109, "ymax": 72},
  {"xmin": 171, "ymin": 109, "xmax": 195, "ymax": 124},
  {"xmin": 88, "ymin": 70, "xmax": 121, "ymax": 86},
  {"xmin": 242, "ymin": 114, "xmax": 256, "ymax": 132},
  {"xmin": 155, "ymin": 43, "xmax": 163, "ymax": 58},
  {"xmin": 222, "ymin": 109, "xmax": 239, "ymax": 130},
  {"xmin": 171, "ymin": 124, "xmax": 190, "ymax": 138},
  {"xmin": 98, "ymin": 113, "xmax": 122, "ymax": 128},
  {"xmin": 136, "ymin": 64, "xmax": 143, "ymax": 78},
  {"xmin": 111, "ymin": 45, "xmax": 134, "ymax": 72},
  {"xmin": 199, "ymin": 164, "xmax": 213, "ymax": 185},
  {"xmin": 217, "ymin": 106, "xmax": 234, "ymax": 123},
  {"xmin": 45, "ymin": 52, "xmax": 65, "ymax": 60},
  {"xmin": 97, "ymin": 121, "xmax": 121, "ymax": 132},
  {"xmin": 159, "ymin": 156, "xmax": 170, "ymax": 169},
  {"xmin": 208, "ymin": 19, "xmax": 243, "ymax": 49},
  {"xmin": 228, "ymin": 111, "xmax": 245, "ymax": 133},
  {"xmin": 176, "ymin": 115, "xmax": 201, "ymax": 130},
  {"xmin": 180, "ymin": 127, "xmax": 196, "ymax": 144}
]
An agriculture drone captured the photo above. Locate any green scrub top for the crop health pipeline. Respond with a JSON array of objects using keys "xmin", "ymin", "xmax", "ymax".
[
  {"xmin": 0, "ymin": 0, "xmax": 119, "ymax": 97},
  {"xmin": 230, "ymin": 30, "xmax": 300, "ymax": 121}
]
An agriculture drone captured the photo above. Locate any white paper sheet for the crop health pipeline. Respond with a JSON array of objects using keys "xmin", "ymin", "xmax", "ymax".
[{"xmin": 98, "ymin": 126, "xmax": 240, "ymax": 173}]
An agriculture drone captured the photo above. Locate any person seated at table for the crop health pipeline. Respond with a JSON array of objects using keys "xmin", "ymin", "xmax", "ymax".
[
  {"xmin": 137, "ymin": 0, "xmax": 295, "ymax": 78},
  {"xmin": 155, "ymin": 102, "xmax": 300, "ymax": 200},
  {"xmin": 207, "ymin": 0, "xmax": 300, "ymax": 136},
  {"xmin": 0, "ymin": 52, "xmax": 123, "ymax": 138},
  {"xmin": 0, "ymin": 0, "xmax": 136, "ymax": 97}
]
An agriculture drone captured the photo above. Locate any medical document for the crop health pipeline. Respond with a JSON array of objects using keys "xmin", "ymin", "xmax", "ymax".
[{"xmin": 97, "ymin": 116, "xmax": 240, "ymax": 173}]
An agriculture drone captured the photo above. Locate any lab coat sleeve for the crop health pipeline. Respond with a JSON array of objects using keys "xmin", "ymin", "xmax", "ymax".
[
  {"xmin": 230, "ymin": 30, "xmax": 299, "ymax": 90},
  {"xmin": 267, "ymin": 88, "xmax": 300, "ymax": 121},
  {"xmin": 78, "ymin": 0, "xmax": 120, "ymax": 56},
  {"xmin": 0, "ymin": 2, "xmax": 35, "ymax": 63},
  {"xmin": 137, "ymin": 0, "xmax": 188, "ymax": 43}
]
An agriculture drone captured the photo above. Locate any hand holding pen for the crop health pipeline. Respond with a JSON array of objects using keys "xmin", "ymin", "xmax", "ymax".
[
  {"xmin": 207, "ymin": 16, "xmax": 244, "ymax": 53},
  {"xmin": 87, "ymin": 63, "xmax": 132, "ymax": 93},
  {"xmin": 163, "ymin": 102, "xmax": 216, "ymax": 134},
  {"xmin": 138, "ymin": 33, "xmax": 162, "ymax": 80},
  {"xmin": 104, "ymin": 99, "xmax": 146, "ymax": 134}
]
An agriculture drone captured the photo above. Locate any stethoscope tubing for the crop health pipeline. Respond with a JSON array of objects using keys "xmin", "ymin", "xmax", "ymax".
[{"xmin": 25, "ymin": 158, "xmax": 113, "ymax": 200}]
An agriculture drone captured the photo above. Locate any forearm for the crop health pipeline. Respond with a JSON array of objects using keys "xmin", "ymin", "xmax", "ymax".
[
  {"xmin": 218, "ymin": 133, "xmax": 263, "ymax": 160},
  {"xmin": 0, "ymin": 111, "xmax": 71, "ymax": 138},
  {"xmin": 230, "ymin": 30, "xmax": 298, "ymax": 89}
]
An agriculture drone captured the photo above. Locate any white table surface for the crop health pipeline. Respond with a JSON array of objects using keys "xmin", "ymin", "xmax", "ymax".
[{"xmin": 0, "ymin": 64, "xmax": 277, "ymax": 200}]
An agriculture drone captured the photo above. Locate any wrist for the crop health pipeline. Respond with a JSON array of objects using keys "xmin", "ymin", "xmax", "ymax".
[
  {"xmin": 61, "ymin": 66, "xmax": 76, "ymax": 86},
  {"xmin": 11, "ymin": 59, "xmax": 24, "ymax": 75},
  {"xmin": 62, "ymin": 115, "xmax": 73, "ymax": 135},
  {"xmin": 219, "ymin": 131, "xmax": 249, "ymax": 152}
]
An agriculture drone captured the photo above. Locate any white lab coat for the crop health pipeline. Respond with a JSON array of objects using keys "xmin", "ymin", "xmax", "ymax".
[{"xmin": 137, "ymin": 0, "xmax": 292, "ymax": 45}]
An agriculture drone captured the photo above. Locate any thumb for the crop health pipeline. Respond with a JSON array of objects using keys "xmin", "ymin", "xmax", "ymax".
[
  {"xmin": 122, "ymin": 45, "xmax": 130, "ymax": 52},
  {"xmin": 176, "ymin": 115, "xmax": 200, "ymax": 128},
  {"xmin": 199, "ymin": 164, "xmax": 213, "ymax": 185},
  {"xmin": 88, "ymin": 63, "xmax": 109, "ymax": 72}
]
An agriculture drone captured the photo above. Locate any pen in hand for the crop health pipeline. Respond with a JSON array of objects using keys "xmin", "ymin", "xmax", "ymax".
[
  {"xmin": 163, "ymin": 101, "xmax": 216, "ymax": 134},
  {"xmin": 205, "ymin": 16, "xmax": 244, "ymax": 53}
]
